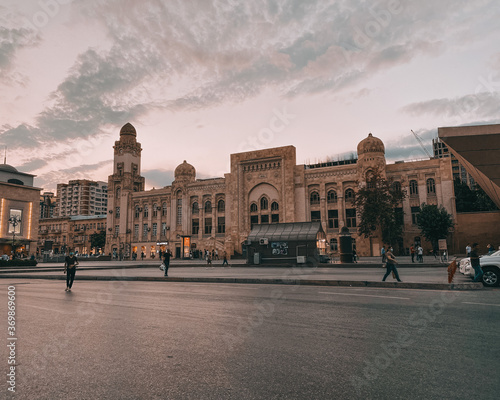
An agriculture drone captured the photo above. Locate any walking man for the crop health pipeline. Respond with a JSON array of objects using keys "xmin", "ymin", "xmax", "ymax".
[
  {"xmin": 64, "ymin": 252, "xmax": 79, "ymax": 291},
  {"xmin": 382, "ymin": 247, "xmax": 402, "ymax": 282},
  {"xmin": 222, "ymin": 251, "xmax": 230, "ymax": 267},
  {"xmin": 163, "ymin": 249, "xmax": 171, "ymax": 277}
]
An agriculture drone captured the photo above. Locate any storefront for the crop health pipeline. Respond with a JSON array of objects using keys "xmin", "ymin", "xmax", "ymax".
[{"xmin": 246, "ymin": 222, "xmax": 327, "ymax": 265}]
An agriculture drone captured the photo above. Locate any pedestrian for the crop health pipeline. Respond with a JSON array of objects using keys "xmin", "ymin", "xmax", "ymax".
[
  {"xmin": 215, "ymin": 249, "xmax": 219, "ymax": 260},
  {"xmin": 382, "ymin": 247, "xmax": 402, "ymax": 282},
  {"xmin": 470, "ymin": 243, "xmax": 483, "ymax": 283},
  {"xmin": 222, "ymin": 251, "xmax": 230, "ymax": 267},
  {"xmin": 64, "ymin": 252, "xmax": 79, "ymax": 292},
  {"xmin": 381, "ymin": 246, "xmax": 386, "ymax": 263},
  {"xmin": 352, "ymin": 248, "xmax": 358, "ymax": 263},
  {"xmin": 466, "ymin": 244, "xmax": 471, "ymax": 257},
  {"xmin": 206, "ymin": 252, "xmax": 213, "ymax": 269},
  {"xmin": 163, "ymin": 249, "xmax": 171, "ymax": 277},
  {"xmin": 410, "ymin": 245, "xmax": 415, "ymax": 263},
  {"xmin": 417, "ymin": 245, "xmax": 423, "ymax": 263},
  {"xmin": 487, "ymin": 244, "xmax": 494, "ymax": 255},
  {"xmin": 141, "ymin": 251, "xmax": 145, "ymax": 261}
]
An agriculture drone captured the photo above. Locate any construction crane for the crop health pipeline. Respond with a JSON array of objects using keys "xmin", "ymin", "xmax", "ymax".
[{"xmin": 411, "ymin": 130, "xmax": 433, "ymax": 158}]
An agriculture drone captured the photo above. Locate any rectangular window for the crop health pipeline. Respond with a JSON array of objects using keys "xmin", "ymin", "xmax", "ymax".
[
  {"xmin": 115, "ymin": 207, "xmax": 120, "ymax": 217},
  {"xmin": 152, "ymin": 222, "xmax": 157, "ymax": 236},
  {"xmin": 310, "ymin": 210, "xmax": 321, "ymax": 222},
  {"xmin": 217, "ymin": 217, "xmax": 225, "ymax": 233},
  {"xmin": 250, "ymin": 215, "xmax": 258, "ymax": 228},
  {"xmin": 346, "ymin": 208, "xmax": 356, "ymax": 228},
  {"xmin": 143, "ymin": 223, "xmax": 148, "ymax": 238},
  {"xmin": 204, "ymin": 218, "xmax": 212, "ymax": 234},
  {"xmin": 192, "ymin": 219, "xmax": 199, "ymax": 235},
  {"xmin": 328, "ymin": 210, "xmax": 339, "ymax": 229},
  {"xmin": 411, "ymin": 207, "xmax": 420, "ymax": 225},
  {"xmin": 271, "ymin": 214, "xmax": 279, "ymax": 223},
  {"xmin": 114, "ymin": 225, "xmax": 119, "ymax": 236},
  {"xmin": 134, "ymin": 224, "xmax": 139, "ymax": 238},
  {"xmin": 162, "ymin": 222, "xmax": 167, "ymax": 236},
  {"xmin": 261, "ymin": 215, "xmax": 269, "ymax": 224},
  {"xmin": 177, "ymin": 199, "xmax": 182, "ymax": 226},
  {"xmin": 395, "ymin": 207, "xmax": 404, "ymax": 226}
]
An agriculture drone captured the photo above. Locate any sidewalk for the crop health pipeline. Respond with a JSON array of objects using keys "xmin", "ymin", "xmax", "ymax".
[{"xmin": 0, "ymin": 261, "xmax": 481, "ymax": 290}]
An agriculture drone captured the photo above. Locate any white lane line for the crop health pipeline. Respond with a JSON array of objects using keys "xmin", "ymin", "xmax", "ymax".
[
  {"xmin": 462, "ymin": 302, "xmax": 500, "ymax": 307},
  {"xmin": 318, "ymin": 292, "xmax": 410, "ymax": 300}
]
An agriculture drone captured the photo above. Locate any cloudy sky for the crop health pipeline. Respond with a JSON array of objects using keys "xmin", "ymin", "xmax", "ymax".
[{"xmin": 1, "ymin": 0, "xmax": 499, "ymax": 192}]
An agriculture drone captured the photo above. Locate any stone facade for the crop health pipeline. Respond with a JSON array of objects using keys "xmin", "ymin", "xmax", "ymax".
[
  {"xmin": 105, "ymin": 124, "xmax": 456, "ymax": 259},
  {"xmin": 0, "ymin": 164, "xmax": 40, "ymax": 258}
]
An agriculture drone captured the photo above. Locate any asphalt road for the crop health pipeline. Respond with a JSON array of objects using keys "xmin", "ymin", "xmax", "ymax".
[{"xmin": 1, "ymin": 280, "xmax": 499, "ymax": 399}]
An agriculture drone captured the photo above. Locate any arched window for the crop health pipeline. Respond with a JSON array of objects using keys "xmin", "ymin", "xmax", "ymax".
[
  {"xmin": 218, "ymin": 200, "xmax": 225, "ymax": 212},
  {"xmin": 310, "ymin": 191, "xmax": 320, "ymax": 205},
  {"xmin": 143, "ymin": 205, "xmax": 149, "ymax": 218},
  {"xmin": 192, "ymin": 202, "xmax": 199, "ymax": 214},
  {"xmin": 345, "ymin": 189, "xmax": 355, "ymax": 201},
  {"xmin": 162, "ymin": 202, "xmax": 168, "ymax": 217},
  {"xmin": 409, "ymin": 180, "xmax": 419, "ymax": 196},
  {"xmin": 204, "ymin": 201, "xmax": 212, "ymax": 213},
  {"xmin": 152, "ymin": 203, "xmax": 158, "ymax": 217},
  {"xmin": 271, "ymin": 201, "xmax": 279, "ymax": 211},
  {"xmin": 327, "ymin": 190, "xmax": 337, "ymax": 203},
  {"xmin": 366, "ymin": 171, "xmax": 375, "ymax": 189},
  {"xmin": 250, "ymin": 203, "xmax": 258, "ymax": 212},
  {"xmin": 260, "ymin": 197, "xmax": 268, "ymax": 210},
  {"xmin": 426, "ymin": 178, "xmax": 436, "ymax": 194},
  {"xmin": 135, "ymin": 205, "xmax": 140, "ymax": 219},
  {"xmin": 116, "ymin": 187, "xmax": 121, "ymax": 199}
]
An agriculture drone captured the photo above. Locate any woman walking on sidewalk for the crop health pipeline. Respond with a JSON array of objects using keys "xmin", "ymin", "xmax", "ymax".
[{"xmin": 382, "ymin": 247, "xmax": 402, "ymax": 282}]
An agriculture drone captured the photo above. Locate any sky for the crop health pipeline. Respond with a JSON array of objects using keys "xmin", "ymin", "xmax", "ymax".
[{"xmin": 1, "ymin": 0, "xmax": 500, "ymax": 193}]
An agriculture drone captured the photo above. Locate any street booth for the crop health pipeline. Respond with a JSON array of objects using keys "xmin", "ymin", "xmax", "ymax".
[{"xmin": 246, "ymin": 222, "xmax": 327, "ymax": 265}]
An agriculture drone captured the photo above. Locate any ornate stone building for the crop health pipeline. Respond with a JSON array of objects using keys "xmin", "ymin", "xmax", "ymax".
[{"xmin": 105, "ymin": 123, "xmax": 456, "ymax": 259}]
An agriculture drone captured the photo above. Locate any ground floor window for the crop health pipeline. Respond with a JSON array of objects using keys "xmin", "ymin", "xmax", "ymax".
[
  {"xmin": 311, "ymin": 210, "xmax": 321, "ymax": 222},
  {"xmin": 250, "ymin": 215, "xmax": 258, "ymax": 228},
  {"xmin": 271, "ymin": 213, "xmax": 279, "ymax": 223},
  {"xmin": 261, "ymin": 215, "xmax": 269, "ymax": 224},
  {"xmin": 328, "ymin": 210, "xmax": 339, "ymax": 229},
  {"xmin": 346, "ymin": 208, "xmax": 356, "ymax": 228},
  {"xmin": 204, "ymin": 218, "xmax": 212, "ymax": 234},
  {"xmin": 192, "ymin": 219, "xmax": 199, "ymax": 234},
  {"xmin": 217, "ymin": 217, "xmax": 225, "ymax": 233},
  {"xmin": 330, "ymin": 238, "xmax": 338, "ymax": 251}
]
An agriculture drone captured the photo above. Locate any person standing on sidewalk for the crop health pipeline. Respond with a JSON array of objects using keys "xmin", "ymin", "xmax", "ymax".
[
  {"xmin": 64, "ymin": 252, "xmax": 79, "ymax": 291},
  {"xmin": 382, "ymin": 247, "xmax": 402, "ymax": 282},
  {"xmin": 417, "ymin": 245, "xmax": 424, "ymax": 263},
  {"xmin": 381, "ymin": 246, "xmax": 386, "ymax": 263},
  {"xmin": 163, "ymin": 249, "xmax": 171, "ymax": 277},
  {"xmin": 410, "ymin": 245, "xmax": 415, "ymax": 263},
  {"xmin": 470, "ymin": 243, "xmax": 483, "ymax": 283}
]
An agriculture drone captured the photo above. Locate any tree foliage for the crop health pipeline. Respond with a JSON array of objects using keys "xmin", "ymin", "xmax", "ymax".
[
  {"xmin": 353, "ymin": 169, "xmax": 406, "ymax": 246},
  {"xmin": 90, "ymin": 230, "xmax": 106, "ymax": 252},
  {"xmin": 416, "ymin": 204, "xmax": 454, "ymax": 249},
  {"xmin": 454, "ymin": 178, "xmax": 498, "ymax": 212}
]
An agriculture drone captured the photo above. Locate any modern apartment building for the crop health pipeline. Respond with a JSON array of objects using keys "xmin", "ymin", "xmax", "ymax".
[{"xmin": 55, "ymin": 180, "xmax": 108, "ymax": 217}]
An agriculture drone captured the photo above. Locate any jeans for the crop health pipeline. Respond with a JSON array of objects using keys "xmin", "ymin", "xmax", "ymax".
[
  {"xmin": 473, "ymin": 264, "xmax": 483, "ymax": 282},
  {"xmin": 66, "ymin": 267, "xmax": 76, "ymax": 288},
  {"xmin": 382, "ymin": 263, "xmax": 401, "ymax": 281}
]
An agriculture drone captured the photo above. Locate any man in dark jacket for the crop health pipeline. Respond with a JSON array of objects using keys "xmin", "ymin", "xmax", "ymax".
[
  {"xmin": 64, "ymin": 252, "xmax": 79, "ymax": 291},
  {"xmin": 163, "ymin": 250, "xmax": 171, "ymax": 277}
]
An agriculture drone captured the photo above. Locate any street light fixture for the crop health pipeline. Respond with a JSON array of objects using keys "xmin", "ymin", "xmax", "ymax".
[{"xmin": 8, "ymin": 215, "xmax": 21, "ymax": 258}]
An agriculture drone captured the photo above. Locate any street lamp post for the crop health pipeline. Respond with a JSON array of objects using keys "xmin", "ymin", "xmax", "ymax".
[{"xmin": 8, "ymin": 215, "xmax": 21, "ymax": 259}]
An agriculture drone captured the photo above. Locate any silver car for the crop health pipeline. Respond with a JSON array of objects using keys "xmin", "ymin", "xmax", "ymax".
[{"xmin": 459, "ymin": 250, "xmax": 500, "ymax": 287}]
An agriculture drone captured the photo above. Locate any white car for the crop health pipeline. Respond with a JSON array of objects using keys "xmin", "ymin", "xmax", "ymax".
[{"xmin": 459, "ymin": 250, "xmax": 500, "ymax": 287}]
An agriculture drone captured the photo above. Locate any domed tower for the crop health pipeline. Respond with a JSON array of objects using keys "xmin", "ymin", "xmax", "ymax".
[
  {"xmin": 106, "ymin": 123, "xmax": 146, "ymax": 257},
  {"xmin": 173, "ymin": 160, "xmax": 196, "ymax": 184},
  {"xmin": 356, "ymin": 133, "xmax": 387, "ymax": 180}
]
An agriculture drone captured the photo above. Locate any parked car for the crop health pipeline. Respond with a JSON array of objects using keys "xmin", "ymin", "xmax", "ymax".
[{"xmin": 459, "ymin": 250, "xmax": 500, "ymax": 287}]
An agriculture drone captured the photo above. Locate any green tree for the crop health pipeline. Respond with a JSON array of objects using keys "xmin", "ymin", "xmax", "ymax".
[
  {"xmin": 416, "ymin": 204, "xmax": 454, "ymax": 250},
  {"xmin": 454, "ymin": 178, "xmax": 498, "ymax": 212},
  {"xmin": 353, "ymin": 169, "xmax": 407, "ymax": 247},
  {"xmin": 90, "ymin": 230, "xmax": 106, "ymax": 253}
]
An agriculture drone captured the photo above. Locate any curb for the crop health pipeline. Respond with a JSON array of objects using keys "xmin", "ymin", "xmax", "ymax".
[{"xmin": 0, "ymin": 274, "xmax": 483, "ymax": 290}]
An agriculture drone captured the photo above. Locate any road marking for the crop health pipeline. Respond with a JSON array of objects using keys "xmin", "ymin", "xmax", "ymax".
[
  {"xmin": 462, "ymin": 302, "xmax": 500, "ymax": 307},
  {"xmin": 24, "ymin": 305, "xmax": 67, "ymax": 313},
  {"xmin": 318, "ymin": 292, "xmax": 410, "ymax": 300}
]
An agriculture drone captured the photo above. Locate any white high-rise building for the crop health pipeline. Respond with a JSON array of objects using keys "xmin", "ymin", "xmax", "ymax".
[{"xmin": 55, "ymin": 180, "xmax": 108, "ymax": 217}]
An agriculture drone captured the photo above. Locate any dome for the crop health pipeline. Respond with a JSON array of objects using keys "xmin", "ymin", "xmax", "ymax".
[
  {"xmin": 0, "ymin": 163, "xmax": 18, "ymax": 173},
  {"xmin": 174, "ymin": 160, "xmax": 196, "ymax": 182},
  {"xmin": 120, "ymin": 122, "xmax": 136, "ymax": 137},
  {"xmin": 357, "ymin": 133, "xmax": 385, "ymax": 155}
]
